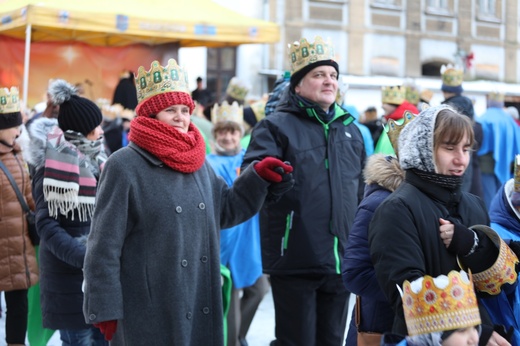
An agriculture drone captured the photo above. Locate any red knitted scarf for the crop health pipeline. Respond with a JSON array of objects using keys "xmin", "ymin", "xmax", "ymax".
[{"xmin": 129, "ymin": 116, "xmax": 206, "ymax": 173}]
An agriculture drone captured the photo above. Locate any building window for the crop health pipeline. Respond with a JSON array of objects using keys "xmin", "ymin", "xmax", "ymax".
[
  {"xmin": 370, "ymin": 0, "xmax": 402, "ymax": 10},
  {"xmin": 206, "ymin": 47, "xmax": 237, "ymax": 104},
  {"xmin": 427, "ymin": 0, "xmax": 448, "ymax": 9},
  {"xmin": 479, "ymin": 0, "xmax": 496, "ymax": 16}
]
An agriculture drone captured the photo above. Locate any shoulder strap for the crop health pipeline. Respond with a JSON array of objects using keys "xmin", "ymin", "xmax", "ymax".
[
  {"xmin": 0, "ymin": 159, "xmax": 30, "ymax": 213},
  {"xmin": 355, "ymin": 295, "xmax": 361, "ymax": 329}
]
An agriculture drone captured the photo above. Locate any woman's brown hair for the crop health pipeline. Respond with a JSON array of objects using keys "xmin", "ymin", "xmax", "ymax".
[{"xmin": 433, "ymin": 109, "xmax": 474, "ymax": 153}]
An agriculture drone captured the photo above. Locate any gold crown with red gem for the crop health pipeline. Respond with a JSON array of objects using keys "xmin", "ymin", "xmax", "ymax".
[
  {"xmin": 135, "ymin": 59, "xmax": 190, "ymax": 104},
  {"xmin": 0, "ymin": 87, "xmax": 20, "ymax": 114},
  {"xmin": 288, "ymin": 36, "xmax": 335, "ymax": 74},
  {"xmin": 401, "ymin": 270, "xmax": 481, "ymax": 336}
]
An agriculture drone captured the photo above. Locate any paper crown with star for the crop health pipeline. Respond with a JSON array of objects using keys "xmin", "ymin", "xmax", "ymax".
[
  {"xmin": 381, "ymin": 86, "xmax": 406, "ymax": 105},
  {"xmin": 386, "ymin": 110, "xmax": 417, "ymax": 157},
  {"xmin": 211, "ymin": 101, "xmax": 244, "ymax": 126},
  {"xmin": 400, "ymin": 270, "xmax": 481, "ymax": 336},
  {"xmin": 225, "ymin": 77, "xmax": 249, "ymax": 102},
  {"xmin": 0, "ymin": 87, "xmax": 20, "ymax": 114}
]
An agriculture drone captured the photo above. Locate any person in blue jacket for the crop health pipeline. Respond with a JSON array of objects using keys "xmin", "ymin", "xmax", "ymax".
[
  {"xmin": 206, "ymin": 101, "xmax": 269, "ymax": 346},
  {"xmin": 486, "ymin": 155, "xmax": 520, "ymax": 345}
]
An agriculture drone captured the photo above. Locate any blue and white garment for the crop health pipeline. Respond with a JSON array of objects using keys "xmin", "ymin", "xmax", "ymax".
[{"xmin": 207, "ymin": 150, "xmax": 263, "ymax": 288}]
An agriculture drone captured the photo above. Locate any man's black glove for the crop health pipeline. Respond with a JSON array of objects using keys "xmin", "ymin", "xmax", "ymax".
[{"xmin": 266, "ymin": 162, "xmax": 294, "ymax": 203}]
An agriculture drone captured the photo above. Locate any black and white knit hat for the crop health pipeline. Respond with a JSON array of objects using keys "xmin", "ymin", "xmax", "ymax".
[{"xmin": 49, "ymin": 79, "xmax": 102, "ymax": 136}]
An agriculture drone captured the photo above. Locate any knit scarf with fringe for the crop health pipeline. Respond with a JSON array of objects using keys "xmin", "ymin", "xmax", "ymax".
[
  {"xmin": 44, "ymin": 126, "xmax": 106, "ymax": 221},
  {"xmin": 129, "ymin": 116, "xmax": 206, "ymax": 173}
]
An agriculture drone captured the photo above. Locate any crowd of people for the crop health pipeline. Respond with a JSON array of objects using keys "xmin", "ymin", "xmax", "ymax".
[{"xmin": 1, "ymin": 34, "xmax": 520, "ymax": 346}]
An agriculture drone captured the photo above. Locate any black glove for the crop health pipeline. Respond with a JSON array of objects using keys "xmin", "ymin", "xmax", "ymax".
[
  {"xmin": 447, "ymin": 223, "xmax": 476, "ymax": 256},
  {"xmin": 508, "ymin": 240, "xmax": 520, "ymax": 259},
  {"xmin": 494, "ymin": 325, "xmax": 514, "ymax": 343},
  {"xmin": 266, "ymin": 162, "xmax": 294, "ymax": 203}
]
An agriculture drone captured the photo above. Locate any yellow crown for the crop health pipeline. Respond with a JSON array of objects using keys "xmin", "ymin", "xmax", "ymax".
[
  {"xmin": 441, "ymin": 64, "xmax": 464, "ymax": 87},
  {"xmin": 135, "ymin": 59, "xmax": 190, "ymax": 104},
  {"xmin": 386, "ymin": 110, "xmax": 417, "ymax": 157},
  {"xmin": 488, "ymin": 91, "xmax": 505, "ymax": 103},
  {"xmin": 381, "ymin": 86, "xmax": 406, "ymax": 105},
  {"xmin": 211, "ymin": 101, "xmax": 244, "ymax": 126},
  {"xmin": 250, "ymin": 100, "xmax": 266, "ymax": 122},
  {"xmin": 405, "ymin": 86, "xmax": 420, "ymax": 105},
  {"xmin": 420, "ymin": 89, "xmax": 434, "ymax": 103},
  {"xmin": 0, "ymin": 87, "xmax": 20, "ymax": 114},
  {"xmin": 461, "ymin": 225, "xmax": 519, "ymax": 295},
  {"xmin": 288, "ymin": 36, "xmax": 335, "ymax": 74},
  {"xmin": 226, "ymin": 77, "xmax": 249, "ymax": 101},
  {"xmin": 401, "ymin": 270, "xmax": 481, "ymax": 336}
]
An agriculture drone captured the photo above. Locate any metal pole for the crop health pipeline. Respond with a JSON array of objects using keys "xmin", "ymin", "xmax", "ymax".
[{"xmin": 23, "ymin": 23, "xmax": 32, "ymax": 105}]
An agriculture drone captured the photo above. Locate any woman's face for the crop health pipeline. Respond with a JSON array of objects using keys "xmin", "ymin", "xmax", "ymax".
[
  {"xmin": 156, "ymin": 105, "xmax": 191, "ymax": 133},
  {"xmin": 86, "ymin": 125, "xmax": 104, "ymax": 141},
  {"xmin": 434, "ymin": 133, "xmax": 471, "ymax": 176},
  {"xmin": 442, "ymin": 327, "xmax": 479, "ymax": 346},
  {"xmin": 0, "ymin": 126, "xmax": 21, "ymax": 146}
]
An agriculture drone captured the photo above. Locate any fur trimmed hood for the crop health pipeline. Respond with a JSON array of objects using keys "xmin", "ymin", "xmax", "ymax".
[
  {"xmin": 25, "ymin": 117, "xmax": 59, "ymax": 170},
  {"xmin": 363, "ymin": 154, "xmax": 404, "ymax": 192},
  {"xmin": 398, "ymin": 104, "xmax": 455, "ymax": 172}
]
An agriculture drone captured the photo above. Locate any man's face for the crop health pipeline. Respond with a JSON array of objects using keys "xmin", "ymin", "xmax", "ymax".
[{"xmin": 294, "ymin": 65, "xmax": 338, "ymax": 112}]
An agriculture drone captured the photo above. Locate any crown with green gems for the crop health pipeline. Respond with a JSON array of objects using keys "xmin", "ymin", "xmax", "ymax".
[
  {"xmin": 288, "ymin": 36, "xmax": 335, "ymax": 74},
  {"xmin": 0, "ymin": 87, "xmax": 20, "ymax": 114},
  {"xmin": 135, "ymin": 59, "xmax": 190, "ymax": 104},
  {"xmin": 441, "ymin": 64, "xmax": 464, "ymax": 87},
  {"xmin": 386, "ymin": 110, "xmax": 417, "ymax": 157},
  {"xmin": 225, "ymin": 77, "xmax": 249, "ymax": 101}
]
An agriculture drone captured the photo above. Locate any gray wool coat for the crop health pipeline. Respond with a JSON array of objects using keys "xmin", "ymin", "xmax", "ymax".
[{"xmin": 83, "ymin": 142, "xmax": 269, "ymax": 345}]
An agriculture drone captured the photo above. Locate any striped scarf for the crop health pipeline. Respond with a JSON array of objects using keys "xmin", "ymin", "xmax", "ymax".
[{"xmin": 43, "ymin": 126, "xmax": 106, "ymax": 221}]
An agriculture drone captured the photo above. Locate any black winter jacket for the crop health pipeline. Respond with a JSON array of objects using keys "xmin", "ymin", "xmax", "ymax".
[{"xmin": 242, "ymin": 93, "xmax": 365, "ymax": 275}]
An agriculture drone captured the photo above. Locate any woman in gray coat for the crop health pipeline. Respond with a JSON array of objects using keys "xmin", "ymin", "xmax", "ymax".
[{"xmin": 83, "ymin": 59, "xmax": 293, "ymax": 345}]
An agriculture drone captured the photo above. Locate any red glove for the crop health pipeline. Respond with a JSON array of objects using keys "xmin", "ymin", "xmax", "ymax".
[
  {"xmin": 254, "ymin": 157, "xmax": 293, "ymax": 183},
  {"xmin": 94, "ymin": 320, "xmax": 117, "ymax": 341}
]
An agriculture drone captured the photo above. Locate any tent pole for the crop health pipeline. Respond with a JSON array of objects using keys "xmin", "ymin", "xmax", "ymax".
[{"xmin": 23, "ymin": 24, "xmax": 32, "ymax": 105}]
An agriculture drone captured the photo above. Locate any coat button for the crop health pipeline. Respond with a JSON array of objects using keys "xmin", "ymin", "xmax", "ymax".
[
  {"xmin": 89, "ymin": 314, "xmax": 96, "ymax": 320},
  {"xmin": 202, "ymin": 307, "xmax": 210, "ymax": 314},
  {"xmin": 201, "ymin": 256, "xmax": 208, "ymax": 263},
  {"xmin": 186, "ymin": 312, "xmax": 192, "ymax": 319},
  {"xmin": 176, "ymin": 206, "xmax": 182, "ymax": 213},
  {"xmin": 181, "ymin": 260, "xmax": 188, "ymax": 267},
  {"xmin": 198, "ymin": 203, "xmax": 205, "ymax": 210}
]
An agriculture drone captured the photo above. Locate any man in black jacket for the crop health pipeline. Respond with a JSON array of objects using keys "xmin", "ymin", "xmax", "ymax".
[{"xmin": 242, "ymin": 36, "xmax": 365, "ymax": 346}]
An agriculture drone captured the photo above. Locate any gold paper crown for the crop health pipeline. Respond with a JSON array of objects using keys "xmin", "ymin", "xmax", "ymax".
[
  {"xmin": 250, "ymin": 100, "xmax": 266, "ymax": 122},
  {"xmin": 225, "ymin": 77, "xmax": 249, "ymax": 101},
  {"xmin": 387, "ymin": 110, "xmax": 417, "ymax": 157},
  {"xmin": 135, "ymin": 59, "xmax": 190, "ymax": 104},
  {"xmin": 211, "ymin": 101, "xmax": 244, "ymax": 126},
  {"xmin": 401, "ymin": 270, "xmax": 481, "ymax": 336},
  {"xmin": 488, "ymin": 91, "xmax": 505, "ymax": 103},
  {"xmin": 405, "ymin": 86, "xmax": 420, "ymax": 105},
  {"xmin": 381, "ymin": 86, "xmax": 406, "ymax": 105},
  {"xmin": 420, "ymin": 89, "xmax": 434, "ymax": 103},
  {"xmin": 288, "ymin": 36, "xmax": 335, "ymax": 74},
  {"xmin": 441, "ymin": 64, "xmax": 464, "ymax": 87},
  {"xmin": 461, "ymin": 225, "xmax": 519, "ymax": 295},
  {"xmin": 0, "ymin": 87, "xmax": 20, "ymax": 114}
]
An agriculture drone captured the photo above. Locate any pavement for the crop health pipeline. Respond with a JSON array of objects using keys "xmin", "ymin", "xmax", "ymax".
[{"xmin": 0, "ymin": 289, "xmax": 354, "ymax": 345}]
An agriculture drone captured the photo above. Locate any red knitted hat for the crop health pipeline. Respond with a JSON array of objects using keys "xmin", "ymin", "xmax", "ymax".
[{"xmin": 135, "ymin": 91, "xmax": 195, "ymax": 117}]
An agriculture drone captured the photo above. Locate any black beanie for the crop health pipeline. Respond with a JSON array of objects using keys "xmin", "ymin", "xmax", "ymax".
[
  {"xmin": 50, "ymin": 79, "xmax": 103, "ymax": 136},
  {"xmin": 0, "ymin": 112, "xmax": 22, "ymax": 130},
  {"xmin": 290, "ymin": 59, "xmax": 339, "ymax": 89}
]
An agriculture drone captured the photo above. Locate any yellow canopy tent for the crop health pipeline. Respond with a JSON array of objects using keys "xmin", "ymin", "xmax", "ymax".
[{"xmin": 0, "ymin": 0, "xmax": 280, "ymax": 104}]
